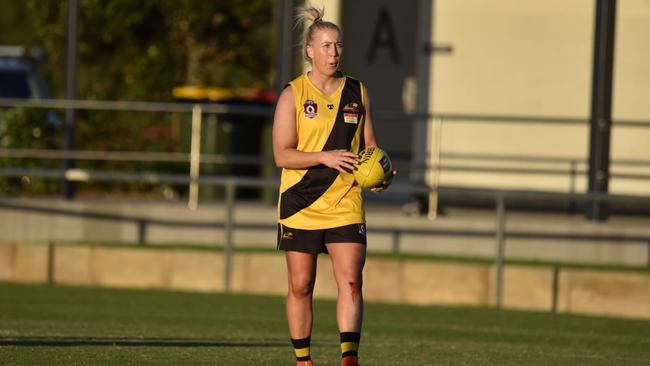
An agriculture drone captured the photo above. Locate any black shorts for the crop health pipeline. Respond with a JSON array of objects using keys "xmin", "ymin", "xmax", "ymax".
[{"xmin": 277, "ymin": 223, "xmax": 367, "ymax": 254}]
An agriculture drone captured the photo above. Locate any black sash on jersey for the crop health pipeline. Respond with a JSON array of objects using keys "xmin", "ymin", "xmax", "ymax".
[{"xmin": 280, "ymin": 77, "xmax": 364, "ymax": 220}]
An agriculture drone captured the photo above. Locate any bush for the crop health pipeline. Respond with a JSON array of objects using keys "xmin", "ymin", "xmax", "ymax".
[{"xmin": 0, "ymin": 107, "xmax": 61, "ymax": 196}]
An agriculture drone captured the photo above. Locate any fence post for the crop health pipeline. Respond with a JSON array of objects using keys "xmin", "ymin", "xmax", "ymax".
[
  {"xmin": 224, "ymin": 178, "xmax": 236, "ymax": 292},
  {"xmin": 188, "ymin": 104, "xmax": 202, "ymax": 210},
  {"xmin": 137, "ymin": 219, "xmax": 147, "ymax": 245},
  {"xmin": 427, "ymin": 117, "xmax": 443, "ymax": 220},
  {"xmin": 494, "ymin": 193, "xmax": 506, "ymax": 308},
  {"xmin": 569, "ymin": 160, "xmax": 577, "ymax": 213},
  {"xmin": 551, "ymin": 265, "xmax": 560, "ymax": 313},
  {"xmin": 391, "ymin": 231, "xmax": 400, "ymax": 253},
  {"xmin": 47, "ymin": 241, "xmax": 55, "ymax": 285}
]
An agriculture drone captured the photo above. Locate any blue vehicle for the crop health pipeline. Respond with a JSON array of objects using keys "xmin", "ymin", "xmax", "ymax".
[
  {"xmin": 0, "ymin": 46, "xmax": 58, "ymax": 128},
  {"xmin": 0, "ymin": 46, "xmax": 50, "ymax": 99}
]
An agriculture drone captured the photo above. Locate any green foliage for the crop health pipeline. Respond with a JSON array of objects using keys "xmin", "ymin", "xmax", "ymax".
[
  {"xmin": 0, "ymin": 0, "xmax": 276, "ymax": 197},
  {"xmin": 0, "ymin": 108, "xmax": 61, "ymax": 195},
  {"xmin": 25, "ymin": 0, "xmax": 275, "ymax": 100}
]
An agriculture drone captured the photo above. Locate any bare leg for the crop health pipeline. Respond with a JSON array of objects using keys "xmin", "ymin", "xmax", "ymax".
[
  {"xmin": 325, "ymin": 243, "xmax": 366, "ymax": 332},
  {"xmin": 285, "ymin": 251, "xmax": 318, "ymax": 339}
]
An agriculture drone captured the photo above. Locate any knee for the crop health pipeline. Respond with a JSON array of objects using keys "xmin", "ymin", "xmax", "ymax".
[
  {"xmin": 340, "ymin": 273, "xmax": 363, "ymax": 294},
  {"xmin": 288, "ymin": 275, "xmax": 315, "ymax": 298}
]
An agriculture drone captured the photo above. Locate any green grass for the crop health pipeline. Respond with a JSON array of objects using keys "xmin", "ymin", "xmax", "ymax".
[{"xmin": 0, "ymin": 283, "xmax": 649, "ymax": 365}]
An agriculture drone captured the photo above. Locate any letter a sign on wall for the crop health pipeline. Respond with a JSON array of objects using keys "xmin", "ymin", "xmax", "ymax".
[
  {"xmin": 367, "ymin": 8, "xmax": 400, "ymax": 64},
  {"xmin": 342, "ymin": 0, "xmax": 417, "ymax": 158}
]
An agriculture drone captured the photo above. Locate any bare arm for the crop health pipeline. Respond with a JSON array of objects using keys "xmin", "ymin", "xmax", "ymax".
[
  {"xmin": 363, "ymin": 85, "xmax": 378, "ymax": 149},
  {"xmin": 272, "ymin": 86, "xmax": 357, "ymax": 172},
  {"xmin": 362, "ymin": 85, "xmax": 397, "ymax": 192}
]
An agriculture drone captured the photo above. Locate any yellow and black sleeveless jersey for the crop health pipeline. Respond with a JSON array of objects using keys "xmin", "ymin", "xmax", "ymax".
[{"xmin": 278, "ymin": 73, "xmax": 366, "ymax": 230}]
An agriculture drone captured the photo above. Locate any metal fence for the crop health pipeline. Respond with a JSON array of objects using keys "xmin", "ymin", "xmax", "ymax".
[
  {"xmin": 3, "ymin": 97, "xmax": 650, "ymax": 206},
  {"xmin": 3, "ymin": 172, "xmax": 649, "ymax": 305},
  {"xmin": 2, "ymin": 97, "xmax": 650, "ymax": 305}
]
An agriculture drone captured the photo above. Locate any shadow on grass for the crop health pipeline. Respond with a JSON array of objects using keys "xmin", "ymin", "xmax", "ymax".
[{"xmin": 0, "ymin": 336, "xmax": 287, "ymax": 348}]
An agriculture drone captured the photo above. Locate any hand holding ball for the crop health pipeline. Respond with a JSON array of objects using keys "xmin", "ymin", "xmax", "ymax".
[{"xmin": 353, "ymin": 147, "xmax": 393, "ymax": 189}]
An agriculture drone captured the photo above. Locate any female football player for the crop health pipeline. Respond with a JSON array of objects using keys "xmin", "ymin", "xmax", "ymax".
[{"xmin": 272, "ymin": 6, "xmax": 394, "ymax": 366}]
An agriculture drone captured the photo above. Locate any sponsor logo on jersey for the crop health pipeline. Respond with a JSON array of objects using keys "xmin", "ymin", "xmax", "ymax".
[
  {"xmin": 358, "ymin": 224, "xmax": 366, "ymax": 236},
  {"xmin": 342, "ymin": 102, "xmax": 359, "ymax": 124},
  {"xmin": 343, "ymin": 102, "xmax": 360, "ymax": 113},
  {"xmin": 343, "ymin": 113, "xmax": 358, "ymax": 124},
  {"xmin": 304, "ymin": 100, "xmax": 318, "ymax": 118},
  {"xmin": 282, "ymin": 231, "xmax": 295, "ymax": 240},
  {"xmin": 327, "ymin": 104, "xmax": 334, "ymax": 110}
]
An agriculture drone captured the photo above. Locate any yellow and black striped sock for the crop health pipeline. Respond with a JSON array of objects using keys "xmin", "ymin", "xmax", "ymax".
[
  {"xmin": 340, "ymin": 332, "xmax": 360, "ymax": 359},
  {"xmin": 291, "ymin": 336, "xmax": 311, "ymax": 362}
]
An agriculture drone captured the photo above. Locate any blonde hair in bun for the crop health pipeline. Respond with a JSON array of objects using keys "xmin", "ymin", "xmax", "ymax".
[{"xmin": 296, "ymin": 6, "xmax": 341, "ymax": 61}]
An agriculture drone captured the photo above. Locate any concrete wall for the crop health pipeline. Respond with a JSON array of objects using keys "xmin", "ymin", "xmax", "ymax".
[
  {"xmin": 1, "ymin": 243, "xmax": 648, "ymax": 320},
  {"xmin": 3, "ymin": 198, "xmax": 649, "ymax": 267}
]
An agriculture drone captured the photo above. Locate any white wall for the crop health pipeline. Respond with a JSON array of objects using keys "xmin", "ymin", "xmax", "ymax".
[{"xmin": 431, "ymin": 0, "xmax": 650, "ymax": 195}]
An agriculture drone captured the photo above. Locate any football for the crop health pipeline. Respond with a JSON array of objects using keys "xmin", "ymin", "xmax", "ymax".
[{"xmin": 353, "ymin": 147, "xmax": 393, "ymax": 188}]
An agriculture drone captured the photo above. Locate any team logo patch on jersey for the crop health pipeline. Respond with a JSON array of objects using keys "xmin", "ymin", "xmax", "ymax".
[
  {"xmin": 358, "ymin": 224, "xmax": 366, "ymax": 236},
  {"xmin": 342, "ymin": 102, "xmax": 359, "ymax": 124},
  {"xmin": 304, "ymin": 100, "xmax": 318, "ymax": 119}
]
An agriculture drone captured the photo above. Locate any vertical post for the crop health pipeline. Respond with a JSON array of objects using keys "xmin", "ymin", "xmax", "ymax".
[
  {"xmin": 202, "ymin": 114, "xmax": 219, "ymax": 200},
  {"xmin": 569, "ymin": 160, "xmax": 577, "ymax": 213},
  {"xmin": 224, "ymin": 179, "xmax": 236, "ymax": 292},
  {"xmin": 427, "ymin": 117, "xmax": 443, "ymax": 219},
  {"xmin": 62, "ymin": 0, "xmax": 79, "ymax": 199},
  {"xmin": 391, "ymin": 231, "xmax": 400, "ymax": 253},
  {"xmin": 587, "ymin": 0, "xmax": 617, "ymax": 221},
  {"xmin": 137, "ymin": 219, "xmax": 146, "ymax": 245},
  {"xmin": 188, "ymin": 104, "xmax": 202, "ymax": 210},
  {"xmin": 271, "ymin": 0, "xmax": 293, "ymax": 203},
  {"xmin": 47, "ymin": 242, "xmax": 55, "ymax": 285},
  {"xmin": 405, "ymin": 0, "xmax": 433, "ymax": 187},
  {"xmin": 275, "ymin": 0, "xmax": 293, "ymax": 92},
  {"xmin": 551, "ymin": 266, "xmax": 560, "ymax": 313},
  {"xmin": 494, "ymin": 193, "xmax": 506, "ymax": 308},
  {"xmin": 411, "ymin": 0, "xmax": 433, "ymax": 216}
]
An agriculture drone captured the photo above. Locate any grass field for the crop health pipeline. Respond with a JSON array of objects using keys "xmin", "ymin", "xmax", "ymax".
[{"xmin": 0, "ymin": 283, "xmax": 648, "ymax": 365}]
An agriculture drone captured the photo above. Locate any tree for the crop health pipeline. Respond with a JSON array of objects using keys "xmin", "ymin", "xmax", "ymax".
[
  {"xmin": 26, "ymin": 0, "xmax": 275, "ymax": 101},
  {"xmin": 1, "ymin": 0, "xmax": 276, "ymax": 196}
]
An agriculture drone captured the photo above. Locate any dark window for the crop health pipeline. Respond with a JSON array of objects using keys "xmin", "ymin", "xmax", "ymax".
[{"xmin": 0, "ymin": 71, "xmax": 31, "ymax": 98}]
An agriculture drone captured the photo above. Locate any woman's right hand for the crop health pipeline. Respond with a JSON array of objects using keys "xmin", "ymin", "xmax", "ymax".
[{"xmin": 320, "ymin": 149, "xmax": 358, "ymax": 173}]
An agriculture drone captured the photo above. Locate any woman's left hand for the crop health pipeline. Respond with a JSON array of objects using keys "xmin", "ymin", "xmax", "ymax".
[{"xmin": 370, "ymin": 170, "xmax": 397, "ymax": 193}]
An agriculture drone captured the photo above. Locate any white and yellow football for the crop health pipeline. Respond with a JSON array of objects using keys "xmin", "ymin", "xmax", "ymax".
[{"xmin": 353, "ymin": 147, "xmax": 393, "ymax": 188}]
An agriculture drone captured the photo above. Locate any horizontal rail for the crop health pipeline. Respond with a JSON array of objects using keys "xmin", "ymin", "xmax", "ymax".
[
  {"xmin": 3, "ymin": 148, "xmax": 650, "ymax": 171},
  {"xmin": 0, "ymin": 98, "xmax": 274, "ymax": 116},
  {"xmin": 0, "ymin": 148, "xmax": 267, "ymax": 165},
  {"xmin": 1, "ymin": 163, "xmax": 649, "ymax": 183},
  {"xmin": 441, "ymin": 153, "xmax": 650, "ymax": 167},
  {"xmin": 2, "ymin": 98, "xmax": 650, "ymax": 127},
  {"xmin": 2, "ymin": 167, "xmax": 650, "ymax": 204},
  {"xmin": 0, "ymin": 200, "xmax": 647, "ymax": 245},
  {"xmin": 379, "ymin": 111, "xmax": 650, "ymax": 128}
]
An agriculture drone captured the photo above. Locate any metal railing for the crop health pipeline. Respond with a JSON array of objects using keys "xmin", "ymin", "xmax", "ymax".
[
  {"xmin": 2, "ymin": 97, "xmax": 650, "ymax": 305},
  {"xmin": 3, "ymin": 97, "xmax": 650, "ymax": 211},
  {"xmin": 0, "ymin": 97, "xmax": 274, "ymax": 209},
  {"xmin": 1, "ymin": 168, "xmax": 649, "ymax": 303}
]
